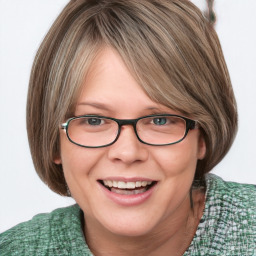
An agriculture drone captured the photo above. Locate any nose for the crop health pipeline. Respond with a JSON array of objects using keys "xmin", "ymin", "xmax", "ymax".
[{"xmin": 107, "ymin": 125, "xmax": 149, "ymax": 165}]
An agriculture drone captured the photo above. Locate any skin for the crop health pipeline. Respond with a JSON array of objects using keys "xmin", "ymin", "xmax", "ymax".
[{"xmin": 55, "ymin": 47, "xmax": 206, "ymax": 255}]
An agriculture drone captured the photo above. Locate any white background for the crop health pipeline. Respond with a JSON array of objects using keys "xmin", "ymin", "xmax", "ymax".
[{"xmin": 0, "ymin": 0, "xmax": 255, "ymax": 233}]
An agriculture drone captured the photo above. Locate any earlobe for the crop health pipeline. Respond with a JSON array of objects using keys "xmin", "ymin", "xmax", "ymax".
[
  {"xmin": 197, "ymin": 135, "xmax": 206, "ymax": 160},
  {"xmin": 53, "ymin": 142, "xmax": 62, "ymax": 164},
  {"xmin": 53, "ymin": 156, "xmax": 62, "ymax": 165}
]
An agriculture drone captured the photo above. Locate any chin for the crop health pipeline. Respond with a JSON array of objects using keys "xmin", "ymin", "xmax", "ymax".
[
  {"xmin": 107, "ymin": 224, "xmax": 155, "ymax": 238},
  {"xmin": 95, "ymin": 210, "xmax": 159, "ymax": 238}
]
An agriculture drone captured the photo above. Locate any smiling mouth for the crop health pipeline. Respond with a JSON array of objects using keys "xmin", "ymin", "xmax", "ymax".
[{"xmin": 99, "ymin": 180, "xmax": 157, "ymax": 195}]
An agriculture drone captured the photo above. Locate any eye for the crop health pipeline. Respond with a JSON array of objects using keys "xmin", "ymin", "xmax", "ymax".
[
  {"xmin": 153, "ymin": 117, "xmax": 167, "ymax": 125},
  {"xmin": 87, "ymin": 118, "xmax": 104, "ymax": 126}
]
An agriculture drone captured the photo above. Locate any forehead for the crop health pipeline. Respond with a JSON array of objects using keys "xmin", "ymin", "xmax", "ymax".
[
  {"xmin": 74, "ymin": 47, "xmax": 179, "ymax": 118},
  {"xmin": 78, "ymin": 48, "xmax": 143, "ymax": 98}
]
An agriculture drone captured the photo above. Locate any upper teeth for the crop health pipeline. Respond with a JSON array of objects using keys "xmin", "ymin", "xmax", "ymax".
[{"xmin": 103, "ymin": 180, "xmax": 152, "ymax": 189}]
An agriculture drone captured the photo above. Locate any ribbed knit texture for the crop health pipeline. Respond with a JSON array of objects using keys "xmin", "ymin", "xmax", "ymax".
[{"xmin": 1, "ymin": 174, "xmax": 255, "ymax": 255}]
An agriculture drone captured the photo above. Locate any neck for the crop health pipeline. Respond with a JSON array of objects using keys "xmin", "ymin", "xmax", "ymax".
[{"xmin": 84, "ymin": 190, "xmax": 205, "ymax": 256}]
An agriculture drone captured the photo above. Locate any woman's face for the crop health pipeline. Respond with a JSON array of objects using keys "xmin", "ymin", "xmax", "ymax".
[{"xmin": 55, "ymin": 48, "xmax": 206, "ymax": 237}]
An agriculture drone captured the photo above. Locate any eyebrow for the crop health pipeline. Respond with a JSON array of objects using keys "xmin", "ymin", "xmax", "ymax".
[
  {"xmin": 77, "ymin": 102, "xmax": 112, "ymax": 111},
  {"xmin": 76, "ymin": 102, "xmax": 171, "ymax": 113}
]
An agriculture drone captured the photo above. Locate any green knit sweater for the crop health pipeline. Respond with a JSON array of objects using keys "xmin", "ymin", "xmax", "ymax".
[{"xmin": 1, "ymin": 174, "xmax": 255, "ymax": 255}]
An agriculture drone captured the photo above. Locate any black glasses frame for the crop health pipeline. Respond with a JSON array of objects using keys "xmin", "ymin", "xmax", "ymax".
[{"xmin": 61, "ymin": 114, "xmax": 196, "ymax": 148}]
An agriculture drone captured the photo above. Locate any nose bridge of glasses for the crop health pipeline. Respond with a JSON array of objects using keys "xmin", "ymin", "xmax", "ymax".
[
  {"xmin": 116, "ymin": 118, "xmax": 138, "ymax": 134},
  {"xmin": 116, "ymin": 118, "xmax": 137, "ymax": 127}
]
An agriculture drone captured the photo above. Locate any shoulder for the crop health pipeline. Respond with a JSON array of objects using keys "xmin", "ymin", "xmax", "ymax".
[
  {"xmin": 197, "ymin": 174, "xmax": 256, "ymax": 254},
  {"xmin": 0, "ymin": 204, "xmax": 91, "ymax": 255},
  {"xmin": 206, "ymin": 173, "xmax": 256, "ymax": 213}
]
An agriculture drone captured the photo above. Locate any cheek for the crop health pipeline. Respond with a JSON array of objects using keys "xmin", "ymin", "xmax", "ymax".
[
  {"xmin": 152, "ymin": 139, "xmax": 200, "ymax": 176},
  {"xmin": 59, "ymin": 140, "xmax": 106, "ymax": 206},
  {"xmin": 61, "ymin": 146, "xmax": 102, "ymax": 177},
  {"xmin": 58, "ymin": 133, "xmax": 104, "ymax": 186}
]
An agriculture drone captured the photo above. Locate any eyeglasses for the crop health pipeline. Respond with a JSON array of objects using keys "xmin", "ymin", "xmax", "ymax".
[{"xmin": 61, "ymin": 114, "xmax": 197, "ymax": 148}]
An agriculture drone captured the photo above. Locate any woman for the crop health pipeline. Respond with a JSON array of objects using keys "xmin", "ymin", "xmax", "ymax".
[{"xmin": 1, "ymin": 0, "xmax": 255, "ymax": 255}]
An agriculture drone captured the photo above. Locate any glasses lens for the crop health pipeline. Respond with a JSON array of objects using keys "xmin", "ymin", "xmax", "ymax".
[
  {"xmin": 137, "ymin": 115, "xmax": 186, "ymax": 145},
  {"xmin": 67, "ymin": 117, "xmax": 118, "ymax": 147}
]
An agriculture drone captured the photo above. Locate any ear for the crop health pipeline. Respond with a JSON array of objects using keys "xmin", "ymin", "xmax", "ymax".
[
  {"xmin": 54, "ymin": 157, "xmax": 62, "ymax": 165},
  {"xmin": 53, "ymin": 138, "xmax": 62, "ymax": 164},
  {"xmin": 53, "ymin": 153, "xmax": 62, "ymax": 165},
  {"xmin": 197, "ymin": 133, "xmax": 206, "ymax": 160}
]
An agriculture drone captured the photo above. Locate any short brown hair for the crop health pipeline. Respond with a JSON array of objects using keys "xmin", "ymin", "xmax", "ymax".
[{"xmin": 27, "ymin": 0, "xmax": 237, "ymax": 195}]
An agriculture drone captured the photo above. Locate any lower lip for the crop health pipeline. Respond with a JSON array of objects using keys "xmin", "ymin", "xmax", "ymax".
[{"xmin": 98, "ymin": 182, "xmax": 157, "ymax": 206}]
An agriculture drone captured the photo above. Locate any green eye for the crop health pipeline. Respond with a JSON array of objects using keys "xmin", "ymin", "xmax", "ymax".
[{"xmin": 153, "ymin": 118, "xmax": 167, "ymax": 125}]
